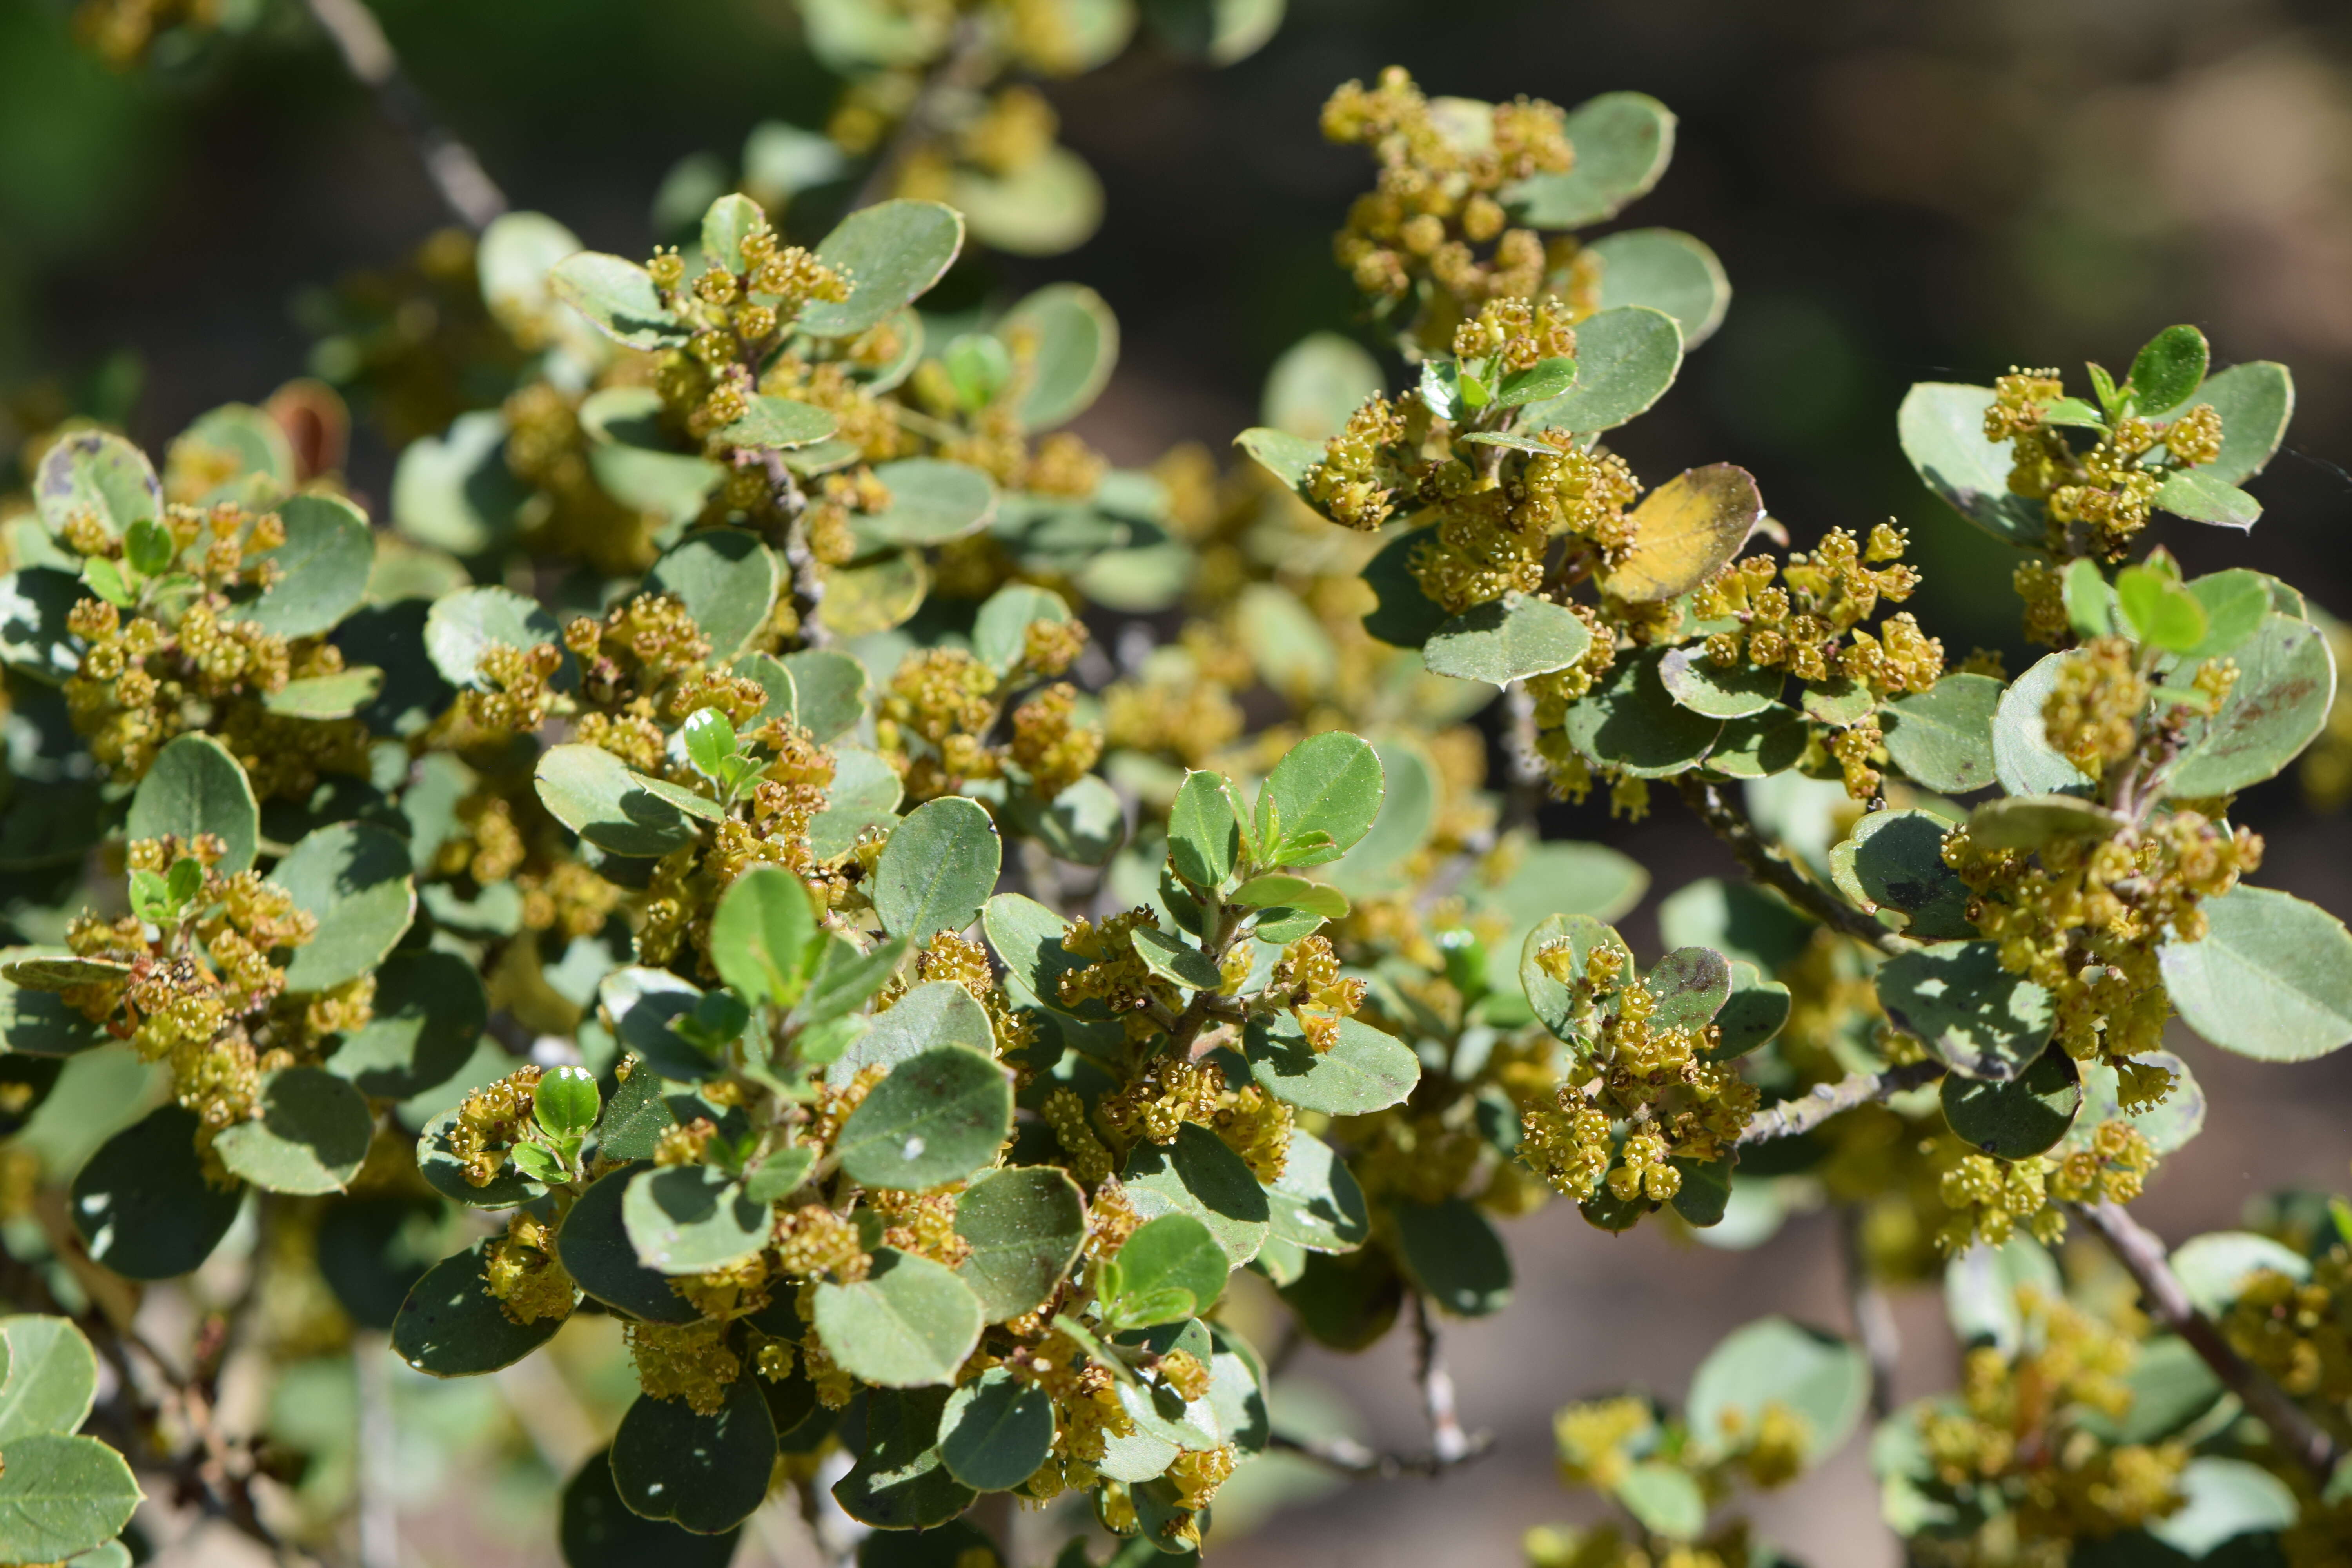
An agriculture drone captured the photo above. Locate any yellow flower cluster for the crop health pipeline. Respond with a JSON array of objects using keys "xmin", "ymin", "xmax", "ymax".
[
  {"xmin": 1266, "ymin": 934, "xmax": 1368, "ymax": 1052},
  {"xmin": 1692, "ymin": 525, "xmax": 1938, "ymax": 699},
  {"xmin": 484, "ymin": 1210, "xmax": 576, "ymax": 1327},
  {"xmin": 876, "ymin": 626, "xmax": 1100, "ymax": 806},
  {"xmin": 1058, "ymin": 908, "xmax": 1182, "ymax": 1042},
  {"xmin": 2225, "ymin": 1246, "xmax": 2352, "ymax": 1411},
  {"xmin": 1944, "ymin": 809, "xmax": 2260, "ymax": 1068},
  {"xmin": 1918, "ymin": 1289, "xmax": 2188, "ymax": 1543},
  {"xmin": 626, "ymin": 1319, "xmax": 741, "ymax": 1416},
  {"xmin": 1323, "ymin": 68, "xmax": 1573, "ymax": 314},
  {"xmin": 1987, "ymin": 367, "xmax": 2227, "ymax": 560},
  {"xmin": 446, "ymin": 1066, "xmax": 545, "ymax": 1189},
  {"xmin": 1935, "ymin": 1120, "xmax": 2153, "ymax": 1253},
  {"xmin": 646, "ymin": 221, "xmax": 851, "ymax": 448}
]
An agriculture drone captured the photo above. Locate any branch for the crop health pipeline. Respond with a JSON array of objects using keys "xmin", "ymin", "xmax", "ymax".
[
  {"xmin": 1675, "ymin": 776, "xmax": 1918, "ymax": 957},
  {"xmin": 1410, "ymin": 1292, "xmax": 1476, "ymax": 1465},
  {"xmin": 848, "ymin": 18, "xmax": 994, "ymax": 211},
  {"xmin": 301, "ymin": 0, "xmax": 508, "ymax": 232},
  {"xmin": 1737, "ymin": 1060, "xmax": 1946, "ymax": 1146},
  {"xmin": 2073, "ymin": 1200, "xmax": 2345, "ymax": 1483},
  {"xmin": 1266, "ymin": 1427, "xmax": 1495, "ymax": 1480}
]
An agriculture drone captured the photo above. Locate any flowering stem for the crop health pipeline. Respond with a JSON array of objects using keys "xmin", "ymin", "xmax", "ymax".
[
  {"xmin": 1736, "ymin": 1059, "xmax": 1946, "ymax": 1145},
  {"xmin": 2072, "ymin": 1199, "xmax": 2345, "ymax": 1483},
  {"xmin": 300, "ymin": 0, "xmax": 509, "ymax": 233},
  {"xmin": 1676, "ymin": 776, "xmax": 1920, "ymax": 957}
]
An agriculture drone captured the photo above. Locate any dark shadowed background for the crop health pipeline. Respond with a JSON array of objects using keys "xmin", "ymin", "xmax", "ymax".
[{"xmin": 5, "ymin": 0, "xmax": 2352, "ymax": 1562}]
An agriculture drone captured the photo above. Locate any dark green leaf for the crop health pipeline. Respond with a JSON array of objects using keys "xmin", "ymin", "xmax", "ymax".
[
  {"xmin": 393, "ymin": 1239, "xmax": 571, "ymax": 1376},
  {"xmin": 610, "ymin": 1379, "xmax": 776, "ymax": 1534},
  {"xmin": 1392, "ymin": 1198, "xmax": 1512, "ymax": 1316},
  {"xmin": 1828, "ymin": 808, "xmax": 1973, "ymax": 940},
  {"xmin": 1167, "ymin": 770, "xmax": 1243, "ymax": 890},
  {"xmin": 938, "ymin": 1367, "xmax": 1055, "ymax": 1491},
  {"xmin": 557, "ymin": 1163, "xmax": 699, "ymax": 1323},
  {"xmin": 214, "ymin": 1067, "xmax": 374, "ymax": 1194},
  {"xmin": 1563, "ymin": 648, "xmax": 1722, "ymax": 777},
  {"xmin": 128, "ymin": 733, "xmax": 259, "ymax": 873},
  {"xmin": 71, "ymin": 1103, "xmax": 243, "ymax": 1279},
  {"xmin": 832, "ymin": 1387, "xmax": 974, "ymax": 1528},
  {"xmin": 953, "ymin": 1165, "xmax": 1086, "ymax": 1321},
  {"xmin": 1942, "ymin": 1046, "xmax": 2081, "ymax": 1158},
  {"xmin": 1659, "ymin": 646, "xmax": 1783, "ymax": 719},
  {"xmin": 873, "ymin": 797, "xmax": 1000, "ymax": 946},
  {"xmin": 1882, "ymin": 674, "xmax": 2004, "ymax": 794},
  {"xmin": 1876, "ymin": 941, "xmax": 2055, "ymax": 1080},
  {"xmin": 561, "ymin": 1444, "xmax": 739, "ymax": 1568}
]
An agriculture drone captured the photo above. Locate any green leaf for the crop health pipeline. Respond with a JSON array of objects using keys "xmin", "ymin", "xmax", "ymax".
[
  {"xmin": 262, "ymin": 666, "xmax": 384, "ymax": 719},
  {"xmin": 2170, "ymin": 1232, "xmax": 2309, "ymax": 1317},
  {"xmin": 833, "ymin": 973, "xmax": 988, "ymax": 1072},
  {"xmin": 1359, "ymin": 524, "xmax": 1452, "ymax": 650},
  {"xmin": 873, "ymin": 797, "xmax": 1001, "ymax": 946},
  {"xmin": 781, "ymin": 649, "xmax": 866, "ymax": 741},
  {"xmin": 998, "ymin": 283, "xmax": 1120, "ymax": 430},
  {"xmin": 1829, "ymin": 808, "xmax": 1974, "ymax": 940},
  {"xmin": 2194, "ymin": 361, "xmax": 2295, "ymax": 486},
  {"xmin": 2154, "ymin": 467, "xmax": 2261, "ymax": 529},
  {"xmin": 2165, "ymin": 611, "xmax": 2334, "ymax": 796},
  {"xmin": 599, "ymin": 967, "xmax": 715, "ymax": 1082},
  {"xmin": 1518, "ymin": 306, "xmax": 1683, "ymax": 434},
  {"xmin": 1877, "ymin": 941, "xmax": 2056, "ymax": 1081},
  {"xmin": 2076, "ymin": 1336, "xmax": 2223, "ymax": 1448},
  {"xmin": 1992, "ymin": 653, "xmax": 2093, "ymax": 797},
  {"xmin": 557, "ymin": 1163, "xmax": 699, "ymax": 1323},
  {"xmin": 535, "ymin": 744, "xmax": 704, "ymax": 858},
  {"xmin": 214, "ymin": 1067, "xmax": 374, "ymax": 1195},
  {"xmin": 1262, "ymin": 330, "xmax": 1384, "ymax": 441},
  {"xmin": 327, "ymin": 951, "xmax": 486, "ymax": 1098},
  {"xmin": 2115, "ymin": 564, "xmax": 2209, "ymax": 652},
  {"xmin": 699, "ymin": 191, "xmax": 763, "ymax": 272},
  {"xmin": 1942, "ymin": 1046, "xmax": 2081, "ymax": 1159},
  {"xmin": 423, "ymin": 584, "xmax": 568, "ymax": 691},
  {"xmin": 836, "ymin": 1045, "xmax": 1012, "ymax": 1190},
  {"xmin": 1647, "ymin": 946, "xmax": 1731, "ymax": 1029},
  {"xmin": 1898, "ymin": 383, "xmax": 2045, "ymax": 546},
  {"xmin": 2160, "ymin": 885, "xmax": 2352, "ymax": 1061},
  {"xmin": 950, "ymin": 144, "xmax": 1104, "ymax": 256},
  {"xmin": 0, "ymin": 570, "xmax": 88, "ymax": 684},
  {"xmin": 1111, "ymin": 1215, "xmax": 1229, "ymax": 1325},
  {"xmin": 1255, "ymin": 731, "xmax": 1384, "ymax": 867},
  {"xmin": 1519, "ymin": 913, "xmax": 1632, "ymax": 1041},
  {"xmin": 549, "ymin": 252, "xmax": 688, "ymax": 349},
  {"xmin": 938, "ymin": 1367, "xmax": 1055, "ymax": 1491},
  {"xmin": 34, "ymin": 430, "xmax": 159, "ymax": 539},
  {"xmin": 2125, "ymin": 325, "xmax": 2209, "ymax": 414},
  {"xmin": 971, "ymin": 583, "xmax": 1073, "ymax": 676},
  {"xmin": 1563, "ymin": 647, "xmax": 1722, "ymax": 777},
  {"xmin": 128, "ymin": 733, "xmax": 259, "ymax": 873},
  {"xmin": 1421, "ymin": 592, "xmax": 1593, "ymax": 686},
  {"xmin": 1591, "ymin": 227, "xmax": 1730, "ymax": 348},
  {"xmin": 0, "ymin": 1317, "xmax": 96, "ymax": 1441},
  {"xmin": 1123, "ymin": 1123, "xmax": 1270, "ymax": 1266},
  {"xmin": 2149, "ymin": 1457, "xmax": 2299, "ymax": 1559},
  {"xmin": 1392, "ymin": 1198, "xmax": 1512, "ymax": 1316},
  {"xmin": 809, "ymin": 745, "xmax": 902, "ymax": 858},
  {"xmin": 78, "ymin": 558, "xmax": 130, "ymax": 609},
  {"xmin": 1686, "ymin": 1316, "xmax": 1868, "ymax": 1467},
  {"xmin": 1494, "ymin": 356, "xmax": 1578, "ymax": 409},
  {"xmin": 1167, "ymin": 770, "xmax": 1243, "ymax": 891},
  {"xmin": 1882, "ymin": 673, "xmax": 2004, "ymax": 794},
  {"xmin": 742, "ymin": 1147, "xmax": 815, "ymax": 1205},
  {"xmin": 622, "ymin": 1165, "xmax": 769, "ymax": 1274},
  {"xmin": 1229, "ymin": 875, "xmax": 1348, "ymax": 920},
  {"xmin": 1658, "ymin": 646, "xmax": 1782, "ymax": 719},
  {"xmin": 793, "ymin": 938, "xmax": 916, "ymax": 1040},
  {"xmin": 268, "ymin": 821, "xmax": 416, "ymax": 991},
  {"xmin": 646, "ymin": 528, "xmax": 782, "ymax": 662},
  {"xmin": 831, "ymin": 1387, "xmax": 974, "ymax": 1528},
  {"xmin": 851, "ymin": 459, "xmax": 997, "ymax": 549},
  {"xmin": 0, "ymin": 1433, "xmax": 142, "ymax": 1565},
  {"xmin": 953, "ymin": 1165, "xmax": 1086, "ymax": 1321},
  {"xmin": 1142, "ymin": 0, "xmax": 1283, "ymax": 64},
  {"xmin": 2181, "ymin": 570, "xmax": 2271, "ymax": 659},
  {"xmin": 1502, "ymin": 91, "xmax": 1675, "ymax": 227},
  {"xmin": 1234, "ymin": 426, "xmax": 1324, "ymax": 501},
  {"xmin": 611, "ymin": 1379, "xmax": 776, "ymax": 1534},
  {"xmin": 561, "ymin": 1444, "xmax": 740, "ymax": 1568},
  {"xmin": 710, "ymin": 866, "xmax": 819, "ymax": 1008},
  {"xmin": 800, "ymin": 200, "xmax": 965, "ymax": 337},
  {"xmin": 814, "ymin": 1248, "xmax": 986, "ymax": 1387},
  {"xmin": 1263, "ymin": 1129, "xmax": 1369, "ymax": 1254},
  {"xmin": 390, "ymin": 411, "xmax": 530, "ymax": 557},
  {"xmin": 228, "ymin": 494, "xmax": 372, "ymax": 639},
  {"xmin": 417, "ymin": 1104, "xmax": 546, "ymax": 1209},
  {"xmin": 1965, "ymin": 793, "xmax": 2121, "ymax": 852},
  {"xmin": 393, "ymin": 1238, "xmax": 571, "ymax": 1375},
  {"xmin": 591, "ymin": 444, "xmax": 725, "ymax": 524},
  {"xmin": 1131, "ymin": 925, "xmax": 1223, "ymax": 991},
  {"xmin": 1617, "ymin": 1462, "xmax": 1706, "ymax": 1541},
  {"xmin": 2063, "ymin": 557, "xmax": 2114, "ymax": 640},
  {"xmin": 71, "ymin": 1103, "xmax": 243, "ymax": 1279},
  {"xmin": 535, "ymin": 1063, "xmax": 599, "ymax": 1138},
  {"xmin": 1243, "ymin": 1014, "xmax": 1418, "ymax": 1115},
  {"xmin": 0, "ymin": 949, "xmax": 112, "ymax": 1058}
]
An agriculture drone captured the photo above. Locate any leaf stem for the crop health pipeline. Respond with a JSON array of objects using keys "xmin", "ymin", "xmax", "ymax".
[
  {"xmin": 2072, "ymin": 1199, "xmax": 2346, "ymax": 1483},
  {"xmin": 299, "ymin": 0, "xmax": 509, "ymax": 233},
  {"xmin": 1675, "ymin": 775, "xmax": 1919, "ymax": 956}
]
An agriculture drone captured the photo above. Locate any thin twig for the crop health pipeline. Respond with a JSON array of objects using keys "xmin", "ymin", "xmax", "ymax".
[
  {"xmin": 1838, "ymin": 1205, "xmax": 1901, "ymax": 1422},
  {"xmin": 1410, "ymin": 1292, "xmax": 1474, "ymax": 1464},
  {"xmin": 1266, "ymin": 1427, "xmax": 1495, "ymax": 1479},
  {"xmin": 1737, "ymin": 1060, "xmax": 1946, "ymax": 1145},
  {"xmin": 301, "ymin": 0, "xmax": 509, "ymax": 232},
  {"xmin": 849, "ymin": 18, "xmax": 994, "ymax": 211},
  {"xmin": 2073, "ymin": 1200, "xmax": 2345, "ymax": 1483},
  {"xmin": 1675, "ymin": 775, "xmax": 1918, "ymax": 956}
]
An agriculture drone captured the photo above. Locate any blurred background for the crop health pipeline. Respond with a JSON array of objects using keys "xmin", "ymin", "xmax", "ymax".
[{"xmin": 5, "ymin": 0, "xmax": 2352, "ymax": 1562}]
